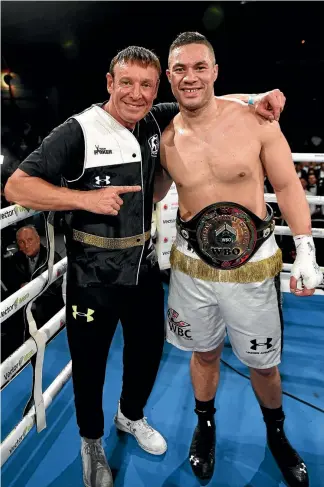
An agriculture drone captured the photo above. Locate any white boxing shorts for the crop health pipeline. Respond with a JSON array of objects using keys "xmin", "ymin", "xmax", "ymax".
[{"xmin": 166, "ymin": 232, "xmax": 283, "ymax": 369}]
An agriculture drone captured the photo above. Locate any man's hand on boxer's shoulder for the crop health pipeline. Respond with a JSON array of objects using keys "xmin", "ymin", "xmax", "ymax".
[
  {"xmin": 83, "ymin": 185, "xmax": 142, "ymax": 215},
  {"xmin": 253, "ymin": 89, "xmax": 286, "ymax": 122}
]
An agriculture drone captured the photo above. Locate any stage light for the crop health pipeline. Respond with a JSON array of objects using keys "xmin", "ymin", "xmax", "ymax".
[
  {"xmin": 202, "ymin": 4, "xmax": 224, "ymax": 31},
  {"xmin": 3, "ymin": 74, "xmax": 13, "ymax": 86}
]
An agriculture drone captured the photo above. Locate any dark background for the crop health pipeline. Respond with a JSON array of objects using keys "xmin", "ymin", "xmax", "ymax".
[{"xmin": 1, "ymin": 1, "xmax": 324, "ymax": 170}]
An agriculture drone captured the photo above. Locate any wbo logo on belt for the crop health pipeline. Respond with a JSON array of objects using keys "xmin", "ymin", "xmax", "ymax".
[{"xmin": 177, "ymin": 202, "xmax": 274, "ymax": 270}]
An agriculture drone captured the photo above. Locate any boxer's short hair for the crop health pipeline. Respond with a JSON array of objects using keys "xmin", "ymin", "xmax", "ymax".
[{"xmin": 169, "ymin": 32, "xmax": 216, "ymax": 64}]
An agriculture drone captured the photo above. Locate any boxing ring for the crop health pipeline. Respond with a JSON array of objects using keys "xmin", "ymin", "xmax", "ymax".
[{"xmin": 1, "ymin": 153, "xmax": 324, "ymax": 487}]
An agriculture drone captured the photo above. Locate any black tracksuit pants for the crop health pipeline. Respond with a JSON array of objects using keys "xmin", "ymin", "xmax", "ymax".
[{"xmin": 65, "ymin": 265, "xmax": 165, "ymax": 439}]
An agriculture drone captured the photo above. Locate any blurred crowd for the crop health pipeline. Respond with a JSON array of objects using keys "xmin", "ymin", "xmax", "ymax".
[
  {"xmin": 1, "ymin": 121, "xmax": 66, "ymax": 362},
  {"xmin": 264, "ymin": 161, "xmax": 324, "ymax": 266}
]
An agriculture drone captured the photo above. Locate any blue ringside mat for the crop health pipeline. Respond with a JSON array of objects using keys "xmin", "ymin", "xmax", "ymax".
[{"xmin": 1, "ymin": 288, "xmax": 324, "ymax": 487}]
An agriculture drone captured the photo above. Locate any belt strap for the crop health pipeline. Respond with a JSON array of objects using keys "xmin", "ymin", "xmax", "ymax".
[{"xmin": 72, "ymin": 229, "xmax": 151, "ymax": 249}]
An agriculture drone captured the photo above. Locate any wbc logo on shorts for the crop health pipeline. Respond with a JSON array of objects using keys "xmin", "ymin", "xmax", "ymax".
[{"xmin": 167, "ymin": 308, "xmax": 192, "ymax": 340}]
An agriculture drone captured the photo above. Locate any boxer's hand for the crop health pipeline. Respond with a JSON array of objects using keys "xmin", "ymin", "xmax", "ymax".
[
  {"xmin": 84, "ymin": 185, "xmax": 141, "ymax": 215},
  {"xmin": 290, "ymin": 235, "xmax": 323, "ymax": 297},
  {"xmin": 254, "ymin": 89, "xmax": 286, "ymax": 122}
]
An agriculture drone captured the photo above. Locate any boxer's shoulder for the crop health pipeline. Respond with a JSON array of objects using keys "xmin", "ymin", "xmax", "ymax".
[
  {"xmin": 216, "ymin": 97, "xmax": 255, "ymax": 124},
  {"xmin": 225, "ymin": 100, "xmax": 282, "ymax": 141}
]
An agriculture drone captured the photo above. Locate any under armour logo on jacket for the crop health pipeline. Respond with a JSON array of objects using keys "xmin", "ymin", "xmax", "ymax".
[
  {"xmin": 72, "ymin": 306, "xmax": 95, "ymax": 322},
  {"xmin": 94, "ymin": 176, "xmax": 111, "ymax": 187},
  {"xmin": 250, "ymin": 338, "xmax": 273, "ymax": 350}
]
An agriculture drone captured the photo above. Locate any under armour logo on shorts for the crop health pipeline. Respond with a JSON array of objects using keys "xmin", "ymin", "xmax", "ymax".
[{"xmin": 250, "ymin": 338, "xmax": 273, "ymax": 350}]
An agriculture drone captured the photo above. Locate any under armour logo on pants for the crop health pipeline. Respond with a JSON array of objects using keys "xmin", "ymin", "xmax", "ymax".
[{"xmin": 72, "ymin": 306, "xmax": 95, "ymax": 322}]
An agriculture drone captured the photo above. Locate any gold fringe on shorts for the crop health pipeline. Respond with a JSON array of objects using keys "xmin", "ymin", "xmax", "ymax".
[{"xmin": 170, "ymin": 246, "xmax": 283, "ymax": 283}]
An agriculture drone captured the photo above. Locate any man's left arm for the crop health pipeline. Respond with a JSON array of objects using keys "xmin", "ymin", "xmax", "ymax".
[
  {"xmin": 220, "ymin": 89, "xmax": 286, "ymax": 121},
  {"xmin": 260, "ymin": 122, "xmax": 323, "ymax": 295},
  {"xmin": 153, "ymin": 89, "xmax": 286, "ymax": 127}
]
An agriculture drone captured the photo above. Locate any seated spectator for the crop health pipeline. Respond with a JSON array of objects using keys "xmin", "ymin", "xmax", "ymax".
[
  {"xmin": 6, "ymin": 225, "xmax": 64, "ymax": 327},
  {"xmin": 318, "ymin": 163, "xmax": 324, "ymax": 181},
  {"xmin": 308, "ymin": 173, "xmax": 324, "ymax": 197},
  {"xmin": 317, "ymin": 169, "xmax": 324, "ymax": 198},
  {"xmin": 295, "ymin": 162, "xmax": 307, "ymax": 180},
  {"xmin": 300, "ymin": 177, "xmax": 317, "ymax": 215},
  {"xmin": 308, "ymin": 161, "xmax": 321, "ymax": 179},
  {"xmin": 307, "ymin": 168, "xmax": 316, "ymax": 178}
]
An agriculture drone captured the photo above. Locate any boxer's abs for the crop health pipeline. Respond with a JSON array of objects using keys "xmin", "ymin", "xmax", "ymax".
[{"xmin": 177, "ymin": 177, "xmax": 267, "ymax": 221}]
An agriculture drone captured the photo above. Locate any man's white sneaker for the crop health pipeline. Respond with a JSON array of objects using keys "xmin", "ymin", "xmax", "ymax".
[
  {"xmin": 114, "ymin": 403, "xmax": 167, "ymax": 455},
  {"xmin": 81, "ymin": 437, "xmax": 113, "ymax": 487}
]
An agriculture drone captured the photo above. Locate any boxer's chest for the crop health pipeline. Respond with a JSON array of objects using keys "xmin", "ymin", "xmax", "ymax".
[{"xmin": 169, "ymin": 120, "xmax": 262, "ymax": 187}]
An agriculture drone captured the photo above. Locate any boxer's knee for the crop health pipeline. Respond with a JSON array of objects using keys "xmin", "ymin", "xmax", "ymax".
[
  {"xmin": 193, "ymin": 342, "xmax": 223, "ymax": 365},
  {"xmin": 250, "ymin": 365, "xmax": 278, "ymax": 378}
]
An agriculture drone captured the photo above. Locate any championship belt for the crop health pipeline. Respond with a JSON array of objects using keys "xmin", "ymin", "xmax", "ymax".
[{"xmin": 176, "ymin": 202, "xmax": 275, "ymax": 270}]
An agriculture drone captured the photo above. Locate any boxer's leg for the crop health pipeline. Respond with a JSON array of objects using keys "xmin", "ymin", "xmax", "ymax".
[
  {"xmin": 167, "ymin": 267, "xmax": 226, "ymax": 480},
  {"xmin": 221, "ymin": 274, "xmax": 309, "ymax": 487}
]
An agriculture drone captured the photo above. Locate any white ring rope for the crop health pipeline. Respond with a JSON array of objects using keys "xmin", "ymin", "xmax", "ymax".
[
  {"xmin": 274, "ymin": 225, "xmax": 324, "ymax": 238},
  {"xmin": 292, "ymin": 153, "xmax": 324, "ymax": 163},
  {"xmin": 0, "ymin": 205, "xmax": 39, "ymax": 230},
  {"xmin": 1, "ymin": 308, "xmax": 66, "ymax": 389},
  {"xmin": 0, "ymin": 257, "xmax": 67, "ymax": 323},
  {"xmin": 265, "ymin": 193, "xmax": 324, "ymax": 206},
  {"xmin": 1, "ymin": 151, "xmax": 323, "ymax": 465},
  {"xmin": 0, "ymin": 152, "xmax": 324, "ymax": 227},
  {"xmin": 0, "ymin": 361, "xmax": 72, "ymax": 467}
]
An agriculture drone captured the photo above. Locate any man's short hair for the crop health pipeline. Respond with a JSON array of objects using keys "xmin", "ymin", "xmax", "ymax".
[
  {"xmin": 168, "ymin": 32, "xmax": 216, "ymax": 65},
  {"xmin": 16, "ymin": 225, "xmax": 39, "ymax": 240},
  {"xmin": 109, "ymin": 46, "xmax": 161, "ymax": 77}
]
